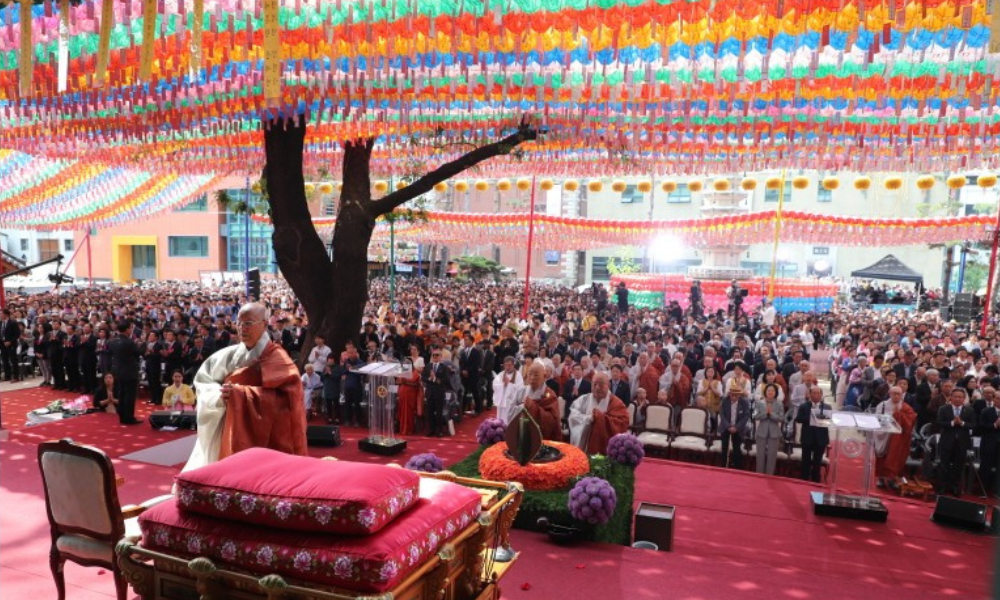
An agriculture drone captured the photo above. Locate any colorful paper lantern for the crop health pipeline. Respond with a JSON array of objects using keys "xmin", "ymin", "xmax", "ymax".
[
  {"xmin": 475, "ymin": 180, "xmax": 489, "ymax": 192},
  {"xmin": 433, "ymin": 182, "xmax": 448, "ymax": 193},
  {"xmin": 335, "ymin": 183, "xmax": 343, "ymax": 192},
  {"xmin": 741, "ymin": 178, "xmax": 757, "ymax": 191},
  {"xmin": 318, "ymin": 182, "xmax": 334, "ymax": 195},
  {"xmin": 611, "ymin": 180, "xmax": 627, "ymax": 193},
  {"xmin": 251, "ymin": 181, "xmax": 262, "ymax": 194},
  {"xmin": 884, "ymin": 176, "xmax": 903, "ymax": 191},
  {"xmin": 454, "ymin": 180, "xmax": 469, "ymax": 193},
  {"xmin": 497, "ymin": 179, "xmax": 512, "ymax": 191},
  {"xmin": 792, "ymin": 176, "xmax": 809, "ymax": 190},
  {"xmin": 822, "ymin": 177, "xmax": 839, "ymax": 191},
  {"xmin": 978, "ymin": 174, "xmax": 998, "ymax": 188},
  {"xmin": 854, "ymin": 176, "xmax": 872, "ymax": 191},
  {"xmin": 304, "ymin": 184, "xmax": 316, "ymax": 195},
  {"xmin": 916, "ymin": 176, "xmax": 936, "ymax": 191},
  {"xmin": 713, "ymin": 179, "xmax": 730, "ymax": 191},
  {"xmin": 765, "ymin": 177, "xmax": 782, "ymax": 190},
  {"xmin": 687, "ymin": 180, "xmax": 704, "ymax": 193},
  {"xmin": 636, "ymin": 181, "xmax": 652, "ymax": 193},
  {"xmin": 661, "ymin": 181, "xmax": 677, "ymax": 193},
  {"xmin": 540, "ymin": 179, "xmax": 554, "ymax": 191},
  {"xmin": 516, "ymin": 178, "xmax": 532, "ymax": 191},
  {"xmin": 947, "ymin": 175, "xmax": 967, "ymax": 189},
  {"xmin": 588, "ymin": 180, "xmax": 604, "ymax": 192},
  {"xmin": 395, "ymin": 181, "xmax": 408, "ymax": 191},
  {"xmin": 564, "ymin": 180, "xmax": 580, "ymax": 192},
  {"xmin": 373, "ymin": 181, "xmax": 389, "ymax": 193}
]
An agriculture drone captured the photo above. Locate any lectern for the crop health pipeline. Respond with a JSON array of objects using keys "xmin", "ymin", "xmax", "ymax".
[
  {"xmin": 357, "ymin": 360, "xmax": 411, "ymax": 455},
  {"xmin": 810, "ymin": 410, "xmax": 901, "ymax": 522}
]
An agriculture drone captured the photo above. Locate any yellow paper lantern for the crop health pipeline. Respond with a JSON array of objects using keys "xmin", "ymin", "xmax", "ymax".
[
  {"xmin": 636, "ymin": 181, "xmax": 652, "ymax": 193},
  {"xmin": 713, "ymin": 178, "xmax": 730, "ymax": 191},
  {"xmin": 821, "ymin": 177, "xmax": 839, "ymax": 191},
  {"xmin": 373, "ymin": 181, "xmax": 389, "ymax": 193},
  {"xmin": 304, "ymin": 184, "xmax": 316, "ymax": 195},
  {"xmin": 661, "ymin": 180, "xmax": 677, "ymax": 193},
  {"xmin": 978, "ymin": 174, "xmax": 998, "ymax": 188},
  {"xmin": 475, "ymin": 180, "xmax": 489, "ymax": 191},
  {"xmin": 540, "ymin": 179, "xmax": 554, "ymax": 191},
  {"xmin": 792, "ymin": 176, "xmax": 809, "ymax": 190},
  {"xmin": 588, "ymin": 180, "xmax": 603, "ymax": 192},
  {"xmin": 884, "ymin": 176, "xmax": 903, "ymax": 191},
  {"xmin": 454, "ymin": 180, "xmax": 469, "ymax": 193},
  {"xmin": 395, "ymin": 181, "xmax": 407, "ymax": 190},
  {"xmin": 335, "ymin": 182, "xmax": 343, "ymax": 192},
  {"xmin": 564, "ymin": 179, "xmax": 579, "ymax": 192},
  {"xmin": 251, "ymin": 181, "xmax": 262, "ymax": 194},
  {"xmin": 740, "ymin": 178, "xmax": 757, "ymax": 191},
  {"xmin": 433, "ymin": 182, "xmax": 448, "ymax": 193},
  {"xmin": 765, "ymin": 177, "xmax": 782, "ymax": 190},
  {"xmin": 854, "ymin": 176, "xmax": 872, "ymax": 191},
  {"xmin": 497, "ymin": 179, "xmax": 512, "ymax": 191},
  {"xmin": 916, "ymin": 176, "xmax": 935, "ymax": 191},
  {"xmin": 318, "ymin": 182, "xmax": 334, "ymax": 195},
  {"xmin": 516, "ymin": 178, "xmax": 532, "ymax": 191},
  {"xmin": 687, "ymin": 180, "xmax": 703, "ymax": 193},
  {"xmin": 947, "ymin": 175, "xmax": 966, "ymax": 189},
  {"xmin": 611, "ymin": 180, "xmax": 627, "ymax": 193}
]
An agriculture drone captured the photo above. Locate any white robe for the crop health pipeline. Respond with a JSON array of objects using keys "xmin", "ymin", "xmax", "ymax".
[
  {"xmin": 492, "ymin": 370, "xmax": 525, "ymax": 424},
  {"xmin": 181, "ymin": 334, "xmax": 269, "ymax": 473},
  {"xmin": 568, "ymin": 393, "xmax": 610, "ymax": 450}
]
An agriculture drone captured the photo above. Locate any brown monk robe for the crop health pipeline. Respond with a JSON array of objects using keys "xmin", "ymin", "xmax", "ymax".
[
  {"xmin": 219, "ymin": 341, "xmax": 309, "ymax": 460},
  {"xmin": 636, "ymin": 354, "xmax": 661, "ymax": 402},
  {"xmin": 568, "ymin": 372, "xmax": 630, "ymax": 455},
  {"xmin": 522, "ymin": 362, "xmax": 563, "ymax": 441},
  {"xmin": 874, "ymin": 386, "xmax": 917, "ymax": 481}
]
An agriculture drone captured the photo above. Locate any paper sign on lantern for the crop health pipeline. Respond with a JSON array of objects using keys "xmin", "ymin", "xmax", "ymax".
[
  {"xmin": 263, "ymin": 0, "xmax": 282, "ymax": 104},
  {"xmin": 95, "ymin": 0, "xmax": 113, "ymax": 88},
  {"xmin": 19, "ymin": 0, "xmax": 32, "ymax": 96},
  {"xmin": 139, "ymin": 0, "xmax": 157, "ymax": 82},
  {"xmin": 190, "ymin": 0, "xmax": 204, "ymax": 79},
  {"xmin": 57, "ymin": 0, "xmax": 69, "ymax": 93}
]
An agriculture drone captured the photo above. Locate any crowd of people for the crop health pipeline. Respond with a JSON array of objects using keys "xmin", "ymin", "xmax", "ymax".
[{"xmin": 1, "ymin": 274, "xmax": 997, "ymax": 498}]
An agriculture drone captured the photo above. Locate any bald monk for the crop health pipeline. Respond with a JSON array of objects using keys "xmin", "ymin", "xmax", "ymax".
[
  {"xmin": 182, "ymin": 303, "xmax": 307, "ymax": 473},
  {"xmin": 634, "ymin": 353, "xmax": 661, "ymax": 403},
  {"xmin": 568, "ymin": 372, "xmax": 629, "ymax": 454},
  {"xmin": 659, "ymin": 358, "xmax": 693, "ymax": 410},
  {"xmin": 511, "ymin": 362, "xmax": 563, "ymax": 441}
]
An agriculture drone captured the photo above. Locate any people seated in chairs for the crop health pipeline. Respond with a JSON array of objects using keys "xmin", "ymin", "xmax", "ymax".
[
  {"xmin": 754, "ymin": 383, "xmax": 785, "ymax": 475},
  {"xmin": 163, "ymin": 369, "xmax": 196, "ymax": 411},
  {"xmin": 797, "ymin": 386, "xmax": 832, "ymax": 483},
  {"xmin": 719, "ymin": 379, "xmax": 751, "ymax": 470},
  {"xmin": 92, "ymin": 372, "xmax": 119, "ymax": 414}
]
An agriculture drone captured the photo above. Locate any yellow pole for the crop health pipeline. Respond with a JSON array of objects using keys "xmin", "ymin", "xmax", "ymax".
[{"xmin": 767, "ymin": 169, "xmax": 787, "ymax": 302}]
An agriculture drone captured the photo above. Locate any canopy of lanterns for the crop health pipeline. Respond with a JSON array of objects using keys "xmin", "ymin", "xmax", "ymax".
[{"xmin": 611, "ymin": 274, "xmax": 839, "ymax": 314}]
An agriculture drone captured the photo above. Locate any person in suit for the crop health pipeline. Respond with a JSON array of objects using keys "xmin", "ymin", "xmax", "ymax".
[
  {"xmin": 754, "ymin": 383, "xmax": 785, "ymax": 475},
  {"xmin": 422, "ymin": 347, "xmax": 454, "ymax": 437},
  {"xmin": 892, "ymin": 351, "xmax": 918, "ymax": 387},
  {"xmin": 797, "ymin": 385, "xmax": 831, "ymax": 482},
  {"xmin": 0, "ymin": 309, "xmax": 20, "ymax": 382},
  {"xmin": 78, "ymin": 324, "xmax": 98, "ymax": 395},
  {"xmin": 937, "ymin": 387, "xmax": 976, "ymax": 496},
  {"xmin": 161, "ymin": 329, "xmax": 184, "ymax": 388},
  {"xmin": 978, "ymin": 389, "xmax": 1000, "ymax": 496},
  {"xmin": 107, "ymin": 320, "xmax": 143, "ymax": 425},
  {"xmin": 479, "ymin": 339, "xmax": 496, "ymax": 409},
  {"xmin": 62, "ymin": 324, "xmax": 81, "ymax": 392},
  {"xmin": 48, "ymin": 321, "xmax": 66, "ymax": 390},
  {"xmin": 609, "ymin": 364, "xmax": 631, "ymax": 407},
  {"xmin": 458, "ymin": 333, "xmax": 483, "ymax": 415},
  {"xmin": 561, "ymin": 363, "xmax": 592, "ymax": 419},
  {"xmin": 143, "ymin": 331, "xmax": 164, "ymax": 406},
  {"xmin": 719, "ymin": 379, "xmax": 752, "ymax": 469},
  {"xmin": 914, "ymin": 367, "xmax": 935, "ymax": 427}
]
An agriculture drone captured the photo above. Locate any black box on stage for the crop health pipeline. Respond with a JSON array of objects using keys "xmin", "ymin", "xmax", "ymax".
[
  {"xmin": 149, "ymin": 411, "xmax": 197, "ymax": 430},
  {"xmin": 931, "ymin": 496, "xmax": 990, "ymax": 532},
  {"xmin": 307, "ymin": 425, "xmax": 341, "ymax": 447},
  {"xmin": 634, "ymin": 502, "xmax": 675, "ymax": 551}
]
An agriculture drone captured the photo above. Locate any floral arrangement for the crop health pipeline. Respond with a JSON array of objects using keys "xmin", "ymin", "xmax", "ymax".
[
  {"xmin": 405, "ymin": 453, "xmax": 444, "ymax": 473},
  {"xmin": 44, "ymin": 400, "xmax": 64, "ymax": 412},
  {"xmin": 42, "ymin": 396, "xmax": 90, "ymax": 414},
  {"xmin": 568, "ymin": 477, "xmax": 617, "ymax": 526},
  {"xmin": 606, "ymin": 433, "xmax": 645, "ymax": 468},
  {"xmin": 476, "ymin": 418, "xmax": 507, "ymax": 447},
  {"xmin": 479, "ymin": 441, "xmax": 589, "ymax": 492}
]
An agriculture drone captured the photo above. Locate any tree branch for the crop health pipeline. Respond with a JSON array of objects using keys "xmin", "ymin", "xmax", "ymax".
[{"xmin": 367, "ymin": 120, "xmax": 539, "ymax": 216}]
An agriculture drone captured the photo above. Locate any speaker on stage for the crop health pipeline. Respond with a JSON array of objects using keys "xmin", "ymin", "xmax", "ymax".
[
  {"xmin": 307, "ymin": 425, "xmax": 341, "ymax": 447},
  {"xmin": 149, "ymin": 411, "xmax": 197, "ymax": 430},
  {"xmin": 931, "ymin": 496, "xmax": 990, "ymax": 532}
]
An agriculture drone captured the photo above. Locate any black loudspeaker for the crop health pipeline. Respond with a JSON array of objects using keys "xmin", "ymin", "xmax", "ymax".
[
  {"xmin": 149, "ymin": 410, "xmax": 197, "ymax": 430},
  {"xmin": 247, "ymin": 268, "xmax": 261, "ymax": 300},
  {"xmin": 307, "ymin": 425, "xmax": 341, "ymax": 447},
  {"xmin": 931, "ymin": 496, "xmax": 990, "ymax": 532}
]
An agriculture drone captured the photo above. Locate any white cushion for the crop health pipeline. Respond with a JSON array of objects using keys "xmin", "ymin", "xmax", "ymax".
[
  {"xmin": 707, "ymin": 439, "xmax": 723, "ymax": 453},
  {"xmin": 645, "ymin": 406, "xmax": 672, "ymax": 431},
  {"xmin": 56, "ymin": 534, "xmax": 113, "ymax": 563},
  {"xmin": 785, "ymin": 448, "xmax": 829, "ymax": 465},
  {"xmin": 671, "ymin": 436, "xmax": 709, "ymax": 451},
  {"xmin": 637, "ymin": 432, "xmax": 670, "ymax": 448}
]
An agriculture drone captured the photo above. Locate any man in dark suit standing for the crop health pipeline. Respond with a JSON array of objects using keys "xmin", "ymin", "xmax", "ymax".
[
  {"xmin": 0, "ymin": 309, "xmax": 19, "ymax": 382},
  {"xmin": 977, "ymin": 391, "xmax": 1000, "ymax": 496},
  {"xmin": 913, "ymin": 366, "xmax": 933, "ymax": 425},
  {"xmin": 78, "ymin": 324, "xmax": 98, "ymax": 394},
  {"xmin": 479, "ymin": 339, "xmax": 496, "ymax": 410},
  {"xmin": 561, "ymin": 363, "xmax": 591, "ymax": 419},
  {"xmin": 422, "ymin": 347, "xmax": 453, "ymax": 437},
  {"xmin": 797, "ymin": 386, "xmax": 831, "ymax": 483},
  {"xmin": 458, "ymin": 333, "xmax": 483, "ymax": 415},
  {"xmin": 62, "ymin": 324, "xmax": 81, "ymax": 392},
  {"xmin": 937, "ymin": 387, "xmax": 976, "ymax": 496},
  {"xmin": 609, "ymin": 364, "xmax": 631, "ymax": 406},
  {"xmin": 108, "ymin": 320, "xmax": 143, "ymax": 425}
]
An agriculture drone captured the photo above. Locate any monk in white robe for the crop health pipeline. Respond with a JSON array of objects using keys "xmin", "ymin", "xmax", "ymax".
[
  {"xmin": 568, "ymin": 372, "xmax": 629, "ymax": 454},
  {"xmin": 492, "ymin": 356, "xmax": 525, "ymax": 424}
]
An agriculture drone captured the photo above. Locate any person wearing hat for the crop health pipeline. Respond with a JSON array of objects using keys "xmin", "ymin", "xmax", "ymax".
[{"xmin": 719, "ymin": 378, "xmax": 751, "ymax": 469}]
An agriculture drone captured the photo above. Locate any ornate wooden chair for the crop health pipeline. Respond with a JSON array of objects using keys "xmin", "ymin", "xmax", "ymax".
[
  {"xmin": 38, "ymin": 438, "xmax": 169, "ymax": 600},
  {"xmin": 637, "ymin": 404, "xmax": 673, "ymax": 457}
]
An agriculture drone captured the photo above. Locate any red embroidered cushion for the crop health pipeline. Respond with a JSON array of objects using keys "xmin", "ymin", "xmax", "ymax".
[
  {"xmin": 140, "ymin": 478, "xmax": 482, "ymax": 594},
  {"xmin": 175, "ymin": 448, "xmax": 420, "ymax": 535}
]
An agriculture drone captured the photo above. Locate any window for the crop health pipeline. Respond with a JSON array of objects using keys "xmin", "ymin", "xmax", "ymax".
[
  {"xmin": 38, "ymin": 239, "xmax": 59, "ymax": 261},
  {"xmin": 813, "ymin": 247, "xmax": 830, "ymax": 255},
  {"xmin": 620, "ymin": 184, "xmax": 644, "ymax": 204},
  {"xmin": 19, "ymin": 239, "xmax": 28, "ymax": 251},
  {"xmin": 666, "ymin": 184, "xmax": 692, "ymax": 203},
  {"xmin": 544, "ymin": 250, "xmax": 560, "ymax": 265},
  {"xmin": 591, "ymin": 256, "xmax": 610, "ymax": 280},
  {"xmin": 817, "ymin": 187, "xmax": 832, "ymax": 202},
  {"xmin": 765, "ymin": 182, "xmax": 794, "ymax": 202},
  {"xmin": 63, "ymin": 239, "xmax": 73, "ymax": 252},
  {"xmin": 168, "ymin": 236, "xmax": 209, "ymax": 258},
  {"xmin": 174, "ymin": 195, "xmax": 208, "ymax": 212}
]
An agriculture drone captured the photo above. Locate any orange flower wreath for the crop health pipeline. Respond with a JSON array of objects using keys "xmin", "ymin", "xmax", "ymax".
[{"xmin": 479, "ymin": 441, "xmax": 590, "ymax": 491}]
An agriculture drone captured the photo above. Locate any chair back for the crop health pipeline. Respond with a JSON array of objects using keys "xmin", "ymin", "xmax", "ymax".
[
  {"xmin": 678, "ymin": 407, "xmax": 708, "ymax": 435},
  {"xmin": 645, "ymin": 405, "xmax": 672, "ymax": 432},
  {"xmin": 793, "ymin": 422, "xmax": 802, "ymax": 445},
  {"xmin": 38, "ymin": 438, "xmax": 124, "ymax": 545},
  {"xmin": 626, "ymin": 403, "xmax": 636, "ymax": 427},
  {"xmin": 557, "ymin": 397, "xmax": 566, "ymax": 420}
]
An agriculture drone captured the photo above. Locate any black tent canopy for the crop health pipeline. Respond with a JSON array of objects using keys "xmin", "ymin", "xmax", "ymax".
[{"xmin": 850, "ymin": 254, "xmax": 924, "ymax": 285}]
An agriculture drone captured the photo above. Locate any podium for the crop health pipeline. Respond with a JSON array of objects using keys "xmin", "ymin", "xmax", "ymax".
[
  {"xmin": 809, "ymin": 410, "xmax": 901, "ymax": 522},
  {"xmin": 357, "ymin": 361, "xmax": 411, "ymax": 456}
]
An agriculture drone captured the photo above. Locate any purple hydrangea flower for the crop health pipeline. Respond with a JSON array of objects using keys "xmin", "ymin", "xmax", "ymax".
[
  {"xmin": 405, "ymin": 453, "xmax": 444, "ymax": 473},
  {"xmin": 606, "ymin": 433, "xmax": 645, "ymax": 467},
  {"xmin": 476, "ymin": 418, "xmax": 507, "ymax": 446},
  {"xmin": 568, "ymin": 477, "xmax": 617, "ymax": 525}
]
